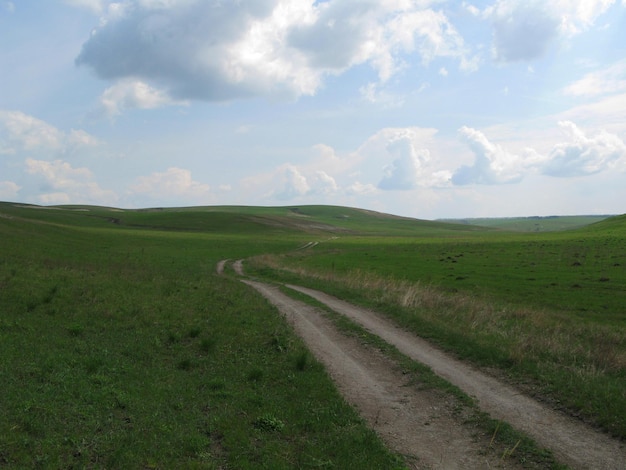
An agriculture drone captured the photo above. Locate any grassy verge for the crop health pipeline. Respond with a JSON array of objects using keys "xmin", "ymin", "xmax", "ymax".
[
  {"xmin": 247, "ymin": 254, "xmax": 626, "ymax": 440},
  {"xmin": 0, "ymin": 217, "xmax": 404, "ymax": 468}
]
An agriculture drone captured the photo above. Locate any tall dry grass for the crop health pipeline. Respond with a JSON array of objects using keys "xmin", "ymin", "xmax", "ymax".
[{"xmin": 250, "ymin": 254, "xmax": 626, "ymax": 378}]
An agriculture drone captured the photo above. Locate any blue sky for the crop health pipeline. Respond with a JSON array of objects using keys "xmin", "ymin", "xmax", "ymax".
[{"xmin": 1, "ymin": 0, "xmax": 625, "ymax": 218}]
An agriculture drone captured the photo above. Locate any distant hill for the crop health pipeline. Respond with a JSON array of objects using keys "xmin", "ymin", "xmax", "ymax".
[
  {"xmin": 0, "ymin": 203, "xmax": 488, "ymax": 237},
  {"xmin": 3, "ymin": 202, "xmax": 621, "ymax": 236},
  {"xmin": 438, "ymin": 215, "xmax": 615, "ymax": 232}
]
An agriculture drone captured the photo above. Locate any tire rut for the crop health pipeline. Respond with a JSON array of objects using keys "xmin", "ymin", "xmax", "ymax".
[
  {"xmin": 242, "ymin": 279, "xmax": 524, "ymax": 469},
  {"xmin": 284, "ymin": 284, "xmax": 626, "ymax": 470}
]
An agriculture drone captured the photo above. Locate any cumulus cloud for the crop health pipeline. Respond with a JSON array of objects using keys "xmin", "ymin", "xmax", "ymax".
[
  {"xmin": 452, "ymin": 121, "xmax": 626, "ymax": 185},
  {"xmin": 310, "ymin": 170, "xmax": 338, "ymax": 196},
  {"xmin": 275, "ymin": 165, "xmax": 310, "ymax": 200},
  {"xmin": 25, "ymin": 158, "xmax": 117, "ymax": 205},
  {"xmin": 76, "ymin": 0, "xmax": 474, "ymax": 102},
  {"xmin": 379, "ymin": 140, "xmax": 431, "ymax": 190},
  {"xmin": 452, "ymin": 126, "xmax": 525, "ymax": 184},
  {"xmin": 353, "ymin": 127, "xmax": 449, "ymax": 190},
  {"xmin": 0, "ymin": 110, "xmax": 98, "ymax": 155},
  {"xmin": 128, "ymin": 167, "xmax": 211, "ymax": 202},
  {"xmin": 541, "ymin": 121, "xmax": 626, "ymax": 176},
  {"xmin": 485, "ymin": 0, "xmax": 616, "ymax": 62},
  {"xmin": 346, "ymin": 181, "xmax": 377, "ymax": 195},
  {"xmin": 270, "ymin": 164, "xmax": 340, "ymax": 201},
  {"xmin": 0, "ymin": 110, "xmax": 63, "ymax": 154},
  {"xmin": 98, "ymin": 79, "xmax": 186, "ymax": 116},
  {"xmin": 564, "ymin": 59, "xmax": 626, "ymax": 97},
  {"xmin": 0, "ymin": 181, "xmax": 20, "ymax": 199}
]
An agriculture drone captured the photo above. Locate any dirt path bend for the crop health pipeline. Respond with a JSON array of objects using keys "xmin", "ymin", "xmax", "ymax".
[
  {"xmin": 233, "ymin": 259, "xmax": 244, "ymax": 276},
  {"xmin": 215, "ymin": 259, "xmax": 229, "ymax": 275},
  {"xmin": 285, "ymin": 284, "xmax": 626, "ymax": 470},
  {"xmin": 243, "ymin": 280, "xmax": 524, "ymax": 469}
]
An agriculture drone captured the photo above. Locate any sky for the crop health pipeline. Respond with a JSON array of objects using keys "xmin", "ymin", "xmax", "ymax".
[{"xmin": 1, "ymin": 0, "xmax": 626, "ymax": 219}]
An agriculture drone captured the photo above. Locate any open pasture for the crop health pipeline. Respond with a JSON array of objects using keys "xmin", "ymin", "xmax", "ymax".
[
  {"xmin": 248, "ymin": 214, "xmax": 626, "ymax": 439},
  {"xmin": 2, "ymin": 202, "xmax": 624, "ymax": 466},
  {"xmin": 0, "ymin": 203, "xmax": 403, "ymax": 468},
  {"xmin": 274, "ymin": 228, "xmax": 626, "ymax": 322}
]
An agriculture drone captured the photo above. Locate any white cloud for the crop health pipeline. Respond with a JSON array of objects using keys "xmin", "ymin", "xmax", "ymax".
[
  {"xmin": 355, "ymin": 127, "xmax": 449, "ymax": 189},
  {"xmin": 346, "ymin": 181, "xmax": 377, "ymax": 195},
  {"xmin": 0, "ymin": 181, "xmax": 20, "ymax": 199},
  {"xmin": 564, "ymin": 59, "xmax": 626, "ymax": 97},
  {"xmin": 0, "ymin": 110, "xmax": 98, "ymax": 155},
  {"xmin": 2, "ymin": 1, "xmax": 15, "ymax": 13},
  {"xmin": 451, "ymin": 121, "xmax": 626, "ymax": 185},
  {"xmin": 310, "ymin": 170, "xmax": 338, "ymax": 196},
  {"xmin": 541, "ymin": 121, "xmax": 626, "ymax": 176},
  {"xmin": 76, "ymin": 0, "xmax": 474, "ymax": 101},
  {"xmin": 0, "ymin": 110, "xmax": 63, "ymax": 154},
  {"xmin": 129, "ymin": 167, "xmax": 211, "ymax": 202},
  {"xmin": 98, "ymin": 79, "xmax": 186, "ymax": 116},
  {"xmin": 25, "ymin": 158, "xmax": 117, "ymax": 205},
  {"xmin": 463, "ymin": 2, "xmax": 481, "ymax": 16},
  {"xmin": 379, "ymin": 141, "xmax": 431, "ymax": 190},
  {"xmin": 275, "ymin": 164, "xmax": 310, "ymax": 200},
  {"xmin": 486, "ymin": 0, "xmax": 616, "ymax": 62},
  {"xmin": 452, "ymin": 126, "xmax": 525, "ymax": 184}
]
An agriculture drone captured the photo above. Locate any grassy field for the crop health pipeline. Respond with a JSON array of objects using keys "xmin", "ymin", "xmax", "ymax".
[
  {"xmin": 246, "ymin": 210, "xmax": 626, "ymax": 439},
  {"xmin": 1, "ymin": 201, "xmax": 624, "ymax": 467},
  {"xmin": 0, "ymin": 203, "xmax": 404, "ymax": 468},
  {"xmin": 439, "ymin": 215, "xmax": 612, "ymax": 232}
]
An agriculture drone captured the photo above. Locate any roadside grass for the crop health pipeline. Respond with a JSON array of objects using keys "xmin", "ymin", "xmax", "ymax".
[
  {"xmin": 279, "ymin": 286, "xmax": 566, "ymax": 469},
  {"xmin": 0, "ymin": 212, "xmax": 404, "ymax": 468},
  {"xmin": 247, "ymin": 230, "xmax": 626, "ymax": 440}
]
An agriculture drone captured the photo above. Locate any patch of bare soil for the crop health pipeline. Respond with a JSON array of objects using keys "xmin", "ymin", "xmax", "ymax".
[
  {"xmin": 232, "ymin": 259, "xmax": 244, "ymax": 276},
  {"xmin": 216, "ymin": 259, "xmax": 229, "ymax": 275},
  {"xmin": 242, "ymin": 279, "xmax": 524, "ymax": 469}
]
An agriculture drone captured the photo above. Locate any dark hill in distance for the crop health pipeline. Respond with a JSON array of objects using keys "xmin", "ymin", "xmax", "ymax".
[
  {"xmin": 0, "ymin": 203, "xmax": 487, "ymax": 237},
  {"xmin": 1, "ymin": 202, "xmax": 622, "ymax": 236}
]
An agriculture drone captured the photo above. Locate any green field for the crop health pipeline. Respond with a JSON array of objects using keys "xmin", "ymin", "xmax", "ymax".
[
  {"xmin": 1, "ymin": 202, "xmax": 624, "ymax": 467},
  {"xmin": 0, "ymin": 203, "xmax": 403, "ymax": 468},
  {"xmin": 439, "ymin": 215, "xmax": 613, "ymax": 232}
]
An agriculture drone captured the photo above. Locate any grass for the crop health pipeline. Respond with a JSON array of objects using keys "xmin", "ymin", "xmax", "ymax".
[
  {"xmin": 246, "ymin": 216, "xmax": 626, "ymax": 440},
  {"xmin": 1, "ymin": 201, "xmax": 623, "ymax": 467},
  {"xmin": 0, "ymin": 204, "xmax": 404, "ymax": 468}
]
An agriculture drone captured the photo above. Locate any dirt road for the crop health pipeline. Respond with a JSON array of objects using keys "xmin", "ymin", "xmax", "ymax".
[
  {"xmin": 242, "ymin": 280, "xmax": 518, "ymax": 469},
  {"xmin": 284, "ymin": 284, "xmax": 626, "ymax": 469},
  {"xmin": 224, "ymin": 260, "xmax": 626, "ymax": 469}
]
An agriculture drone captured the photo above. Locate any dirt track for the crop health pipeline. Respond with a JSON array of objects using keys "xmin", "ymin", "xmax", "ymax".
[
  {"xmin": 242, "ymin": 279, "xmax": 515, "ymax": 469},
  {"xmin": 224, "ymin": 260, "xmax": 626, "ymax": 469}
]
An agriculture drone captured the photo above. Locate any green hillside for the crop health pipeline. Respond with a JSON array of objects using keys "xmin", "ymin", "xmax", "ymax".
[
  {"xmin": 441, "ymin": 214, "xmax": 613, "ymax": 232},
  {"xmin": 0, "ymin": 202, "xmax": 488, "ymax": 236}
]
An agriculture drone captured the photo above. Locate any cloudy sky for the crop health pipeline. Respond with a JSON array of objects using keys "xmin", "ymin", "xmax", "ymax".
[{"xmin": 2, "ymin": 0, "xmax": 625, "ymax": 218}]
